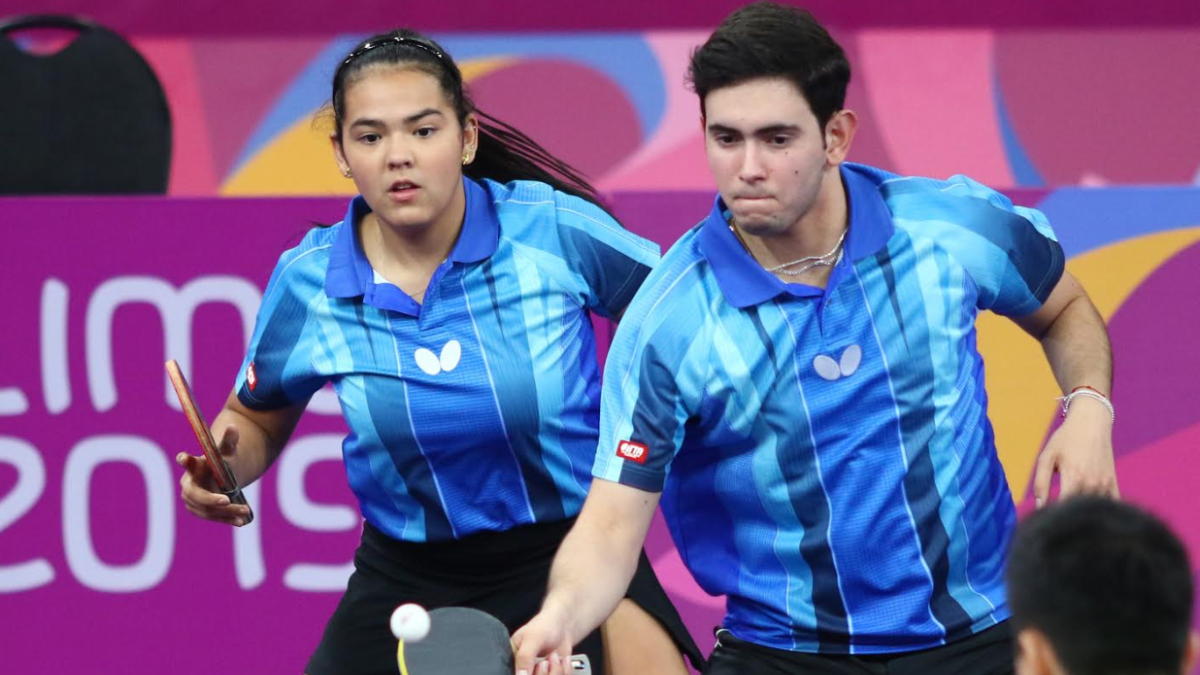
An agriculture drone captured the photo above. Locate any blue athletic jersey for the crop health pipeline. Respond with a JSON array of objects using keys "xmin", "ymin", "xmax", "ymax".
[
  {"xmin": 236, "ymin": 177, "xmax": 658, "ymax": 542},
  {"xmin": 593, "ymin": 163, "xmax": 1064, "ymax": 654}
]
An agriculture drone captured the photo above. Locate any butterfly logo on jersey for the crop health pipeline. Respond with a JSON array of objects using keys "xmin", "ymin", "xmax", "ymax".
[
  {"xmin": 813, "ymin": 344, "xmax": 862, "ymax": 381},
  {"xmin": 414, "ymin": 340, "xmax": 462, "ymax": 376}
]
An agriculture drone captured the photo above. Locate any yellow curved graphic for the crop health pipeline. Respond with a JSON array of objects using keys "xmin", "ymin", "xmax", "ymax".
[
  {"xmin": 983, "ymin": 226, "xmax": 1200, "ymax": 497},
  {"xmin": 221, "ymin": 58, "xmax": 516, "ymax": 196}
]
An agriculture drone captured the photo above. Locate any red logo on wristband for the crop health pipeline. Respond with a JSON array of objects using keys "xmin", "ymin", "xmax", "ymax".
[
  {"xmin": 616, "ymin": 440, "xmax": 648, "ymax": 464},
  {"xmin": 247, "ymin": 362, "xmax": 258, "ymax": 392}
]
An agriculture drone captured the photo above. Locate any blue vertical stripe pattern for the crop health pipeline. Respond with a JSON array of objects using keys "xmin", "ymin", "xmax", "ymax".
[
  {"xmin": 593, "ymin": 163, "xmax": 1063, "ymax": 653},
  {"xmin": 235, "ymin": 177, "xmax": 658, "ymax": 542}
]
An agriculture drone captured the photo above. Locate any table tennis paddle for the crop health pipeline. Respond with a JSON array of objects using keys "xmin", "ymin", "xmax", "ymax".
[
  {"xmin": 399, "ymin": 607, "xmax": 591, "ymax": 675},
  {"xmin": 165, "ymin": 359, "xmax": 253, "ymax": 524}
]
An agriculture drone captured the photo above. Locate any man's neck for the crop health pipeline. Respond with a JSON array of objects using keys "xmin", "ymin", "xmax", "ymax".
[{"xmin": 735, "ymin": 168, "xmax": 849, "ymax": 288}]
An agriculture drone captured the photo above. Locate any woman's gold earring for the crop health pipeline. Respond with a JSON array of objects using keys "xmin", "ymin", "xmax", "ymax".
[
  {"xmin": 462, "ymin": 152, "xmax": 472, "ymax": 165},
  {"xmin": 343, "ymin": 169, "xmax": 353, "ymax": 178}
]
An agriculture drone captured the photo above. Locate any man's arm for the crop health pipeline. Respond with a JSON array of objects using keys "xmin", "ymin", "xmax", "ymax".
[
  {"xmin": 512, "ymin": 479, "xmax": 661, "ymax": 675},
  {"xmin": 1013, "ymin": 270, "xmax": 1117, "ymax": 505}
]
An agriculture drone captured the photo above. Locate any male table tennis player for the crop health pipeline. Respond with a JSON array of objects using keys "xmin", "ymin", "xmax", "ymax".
[{"xmin": 514, "ymin": 3, "xmax": 1117, "ymax": 674}]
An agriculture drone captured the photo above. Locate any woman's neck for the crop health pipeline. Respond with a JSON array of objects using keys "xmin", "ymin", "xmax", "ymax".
[
  {"xmin": 362, "ymin": 185, "xmax": 466, "ymax": 277},
  {"xmin": 358, "ymin": 184, "xmax": 467, "ymax": 295}
]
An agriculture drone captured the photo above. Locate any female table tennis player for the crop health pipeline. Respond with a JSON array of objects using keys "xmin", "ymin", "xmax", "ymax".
[{"xmin": 175, "ymin": 28, "xmax": 703, "ymax": 675}]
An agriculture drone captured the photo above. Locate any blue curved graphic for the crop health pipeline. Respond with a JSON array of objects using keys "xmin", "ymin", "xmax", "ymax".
[
  {"xmin": 230, "ymin": 33, "xmax": 666, "ymax": 179},
  {"xmin": 231, "ymin": 35, "xmax": 365, "ymax": 177},
  {"xmin": 992, "ymin": 70, "xmax": 1044, "ymax": 188},
  {"xmin": 436, "ymin": 34, "xmax": 665, "ymax": 138},
  {"xmin": 1035, "ymin": 188, "xmax": 1200, "ymax": 257}
]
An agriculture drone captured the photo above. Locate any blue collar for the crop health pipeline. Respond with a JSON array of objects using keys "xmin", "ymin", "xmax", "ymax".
[
  {"xmin": 696, "ymin": 163, "xmax": 896, "ymax": 308},
  {"xmin": 325, "ymin": 176, "xmax": 500, "ymax": 300}
]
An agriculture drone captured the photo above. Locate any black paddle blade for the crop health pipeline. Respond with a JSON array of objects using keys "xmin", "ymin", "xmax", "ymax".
[{"xmin": 402, "ymin": 607, "xmax": 513, "ymax": 675}]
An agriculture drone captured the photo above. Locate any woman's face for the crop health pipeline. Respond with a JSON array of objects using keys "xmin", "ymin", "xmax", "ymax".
[{"xmin": 333, "ymin": 66, "xmax": 477, "ymax": 234}]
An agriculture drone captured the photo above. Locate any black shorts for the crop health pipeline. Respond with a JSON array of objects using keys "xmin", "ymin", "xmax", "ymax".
[
  {"xmin": 705, "ymin": 622, "xmax": 1013, "ymax": 675},
  {"xmin": 306, "ymin": 518, "xmax": 705, "ymax": 675}
]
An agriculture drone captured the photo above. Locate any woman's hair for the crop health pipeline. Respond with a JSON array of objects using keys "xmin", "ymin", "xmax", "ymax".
[{"xmin": 331, "ymin": 29, "xmax": 610, "ymax": 210}]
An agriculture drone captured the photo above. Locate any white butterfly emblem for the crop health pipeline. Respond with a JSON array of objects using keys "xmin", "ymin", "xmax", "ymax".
[
  {"xmin": 813, "ymin": 344, "xmax": 862, "ymax": 382},
  {"xmin": 414, "ymin": 340, "xmax": 462, "ymax": 375}
]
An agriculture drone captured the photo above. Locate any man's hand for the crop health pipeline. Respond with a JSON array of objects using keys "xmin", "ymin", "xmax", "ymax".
[
  {"xmin": 512, "ymin": 604, "xmax": 574, "ymax": 675},
  {"xmin": 1033, "ymin": 397, "xmax": 1118, "ymax": 507}
]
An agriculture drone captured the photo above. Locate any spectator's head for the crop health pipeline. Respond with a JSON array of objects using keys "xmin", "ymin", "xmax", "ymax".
[{"xmin": 1008, "ymin": 496, "xmax": 1198, "ymax": 675}]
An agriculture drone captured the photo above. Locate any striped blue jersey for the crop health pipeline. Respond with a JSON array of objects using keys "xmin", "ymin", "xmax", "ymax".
[
  {"xmin": 236, "ymin": 177, "xmax": 658, "ymax": 542},
  {"xmin": 593, "ymin": 163, "xmax": 1064, "ymax": 653}
]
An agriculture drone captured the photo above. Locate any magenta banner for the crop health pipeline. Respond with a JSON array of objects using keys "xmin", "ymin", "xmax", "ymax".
[
  {"xmin": 2, "ymin": 193, "xmax": 1198, "ymax": 674},
  {"xmin": 20, "ymin": 0, "xmax": 1200, "ymax": 35},
  {"xmin": 0, "ymin": 196, "xmax": 722, "ymax": 674},
  {"xmin": 2, "ymin": 198, "xmax": 356, "ymax": 673}
]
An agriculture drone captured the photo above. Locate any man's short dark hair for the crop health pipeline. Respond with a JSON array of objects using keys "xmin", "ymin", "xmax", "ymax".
[
  {"xmin": 1007, "ymin": 496, "xmax": 1194, "ymax": 675},
  {"xmin": 687, "ymin": 1, "xmax": 850, "ymax": 129}
]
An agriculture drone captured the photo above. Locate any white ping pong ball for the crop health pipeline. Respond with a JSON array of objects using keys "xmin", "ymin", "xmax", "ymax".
[{"xmin": 390, "ymin": 603, "xmax": 431, "ymax": 642}]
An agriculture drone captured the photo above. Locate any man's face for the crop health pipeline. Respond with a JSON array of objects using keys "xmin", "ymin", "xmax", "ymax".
[{"xmin": 703, "ymin": 76, "xmax": 834, "ymax": 237}]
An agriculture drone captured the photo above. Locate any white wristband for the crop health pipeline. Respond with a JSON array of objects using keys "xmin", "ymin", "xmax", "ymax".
[{"xmin": 1057, "ymin": 389, "xmax": 1115, "ymax": 424}]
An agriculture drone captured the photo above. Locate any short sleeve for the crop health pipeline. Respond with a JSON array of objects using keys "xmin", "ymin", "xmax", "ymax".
[
  {"xmin": 553, "ymin": 193, "xmax": 660, "ymax": 319},
  {"xmin": 884, "ymin": 173, "xmax": 1065, "ymax": 317},
  {"xmin": 235, "ymin": 249, "xmax": 328, "ymax": 410},
  {"xmin": 591, "ymin": 256, "xmax": 709, "ymax": 492}
]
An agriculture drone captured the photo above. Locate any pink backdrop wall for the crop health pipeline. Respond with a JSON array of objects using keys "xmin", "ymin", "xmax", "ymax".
[
  {"xmin": 2, "ymin": 189, "xmax": 1199, "ymax": 673},
  {"xmin": 2, "ymin": 2, "xmax": 1199, "ymax": 672},
  {"xmin": 18, "ymin": 0, "xmax": 1200, "ymax": 34}
]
